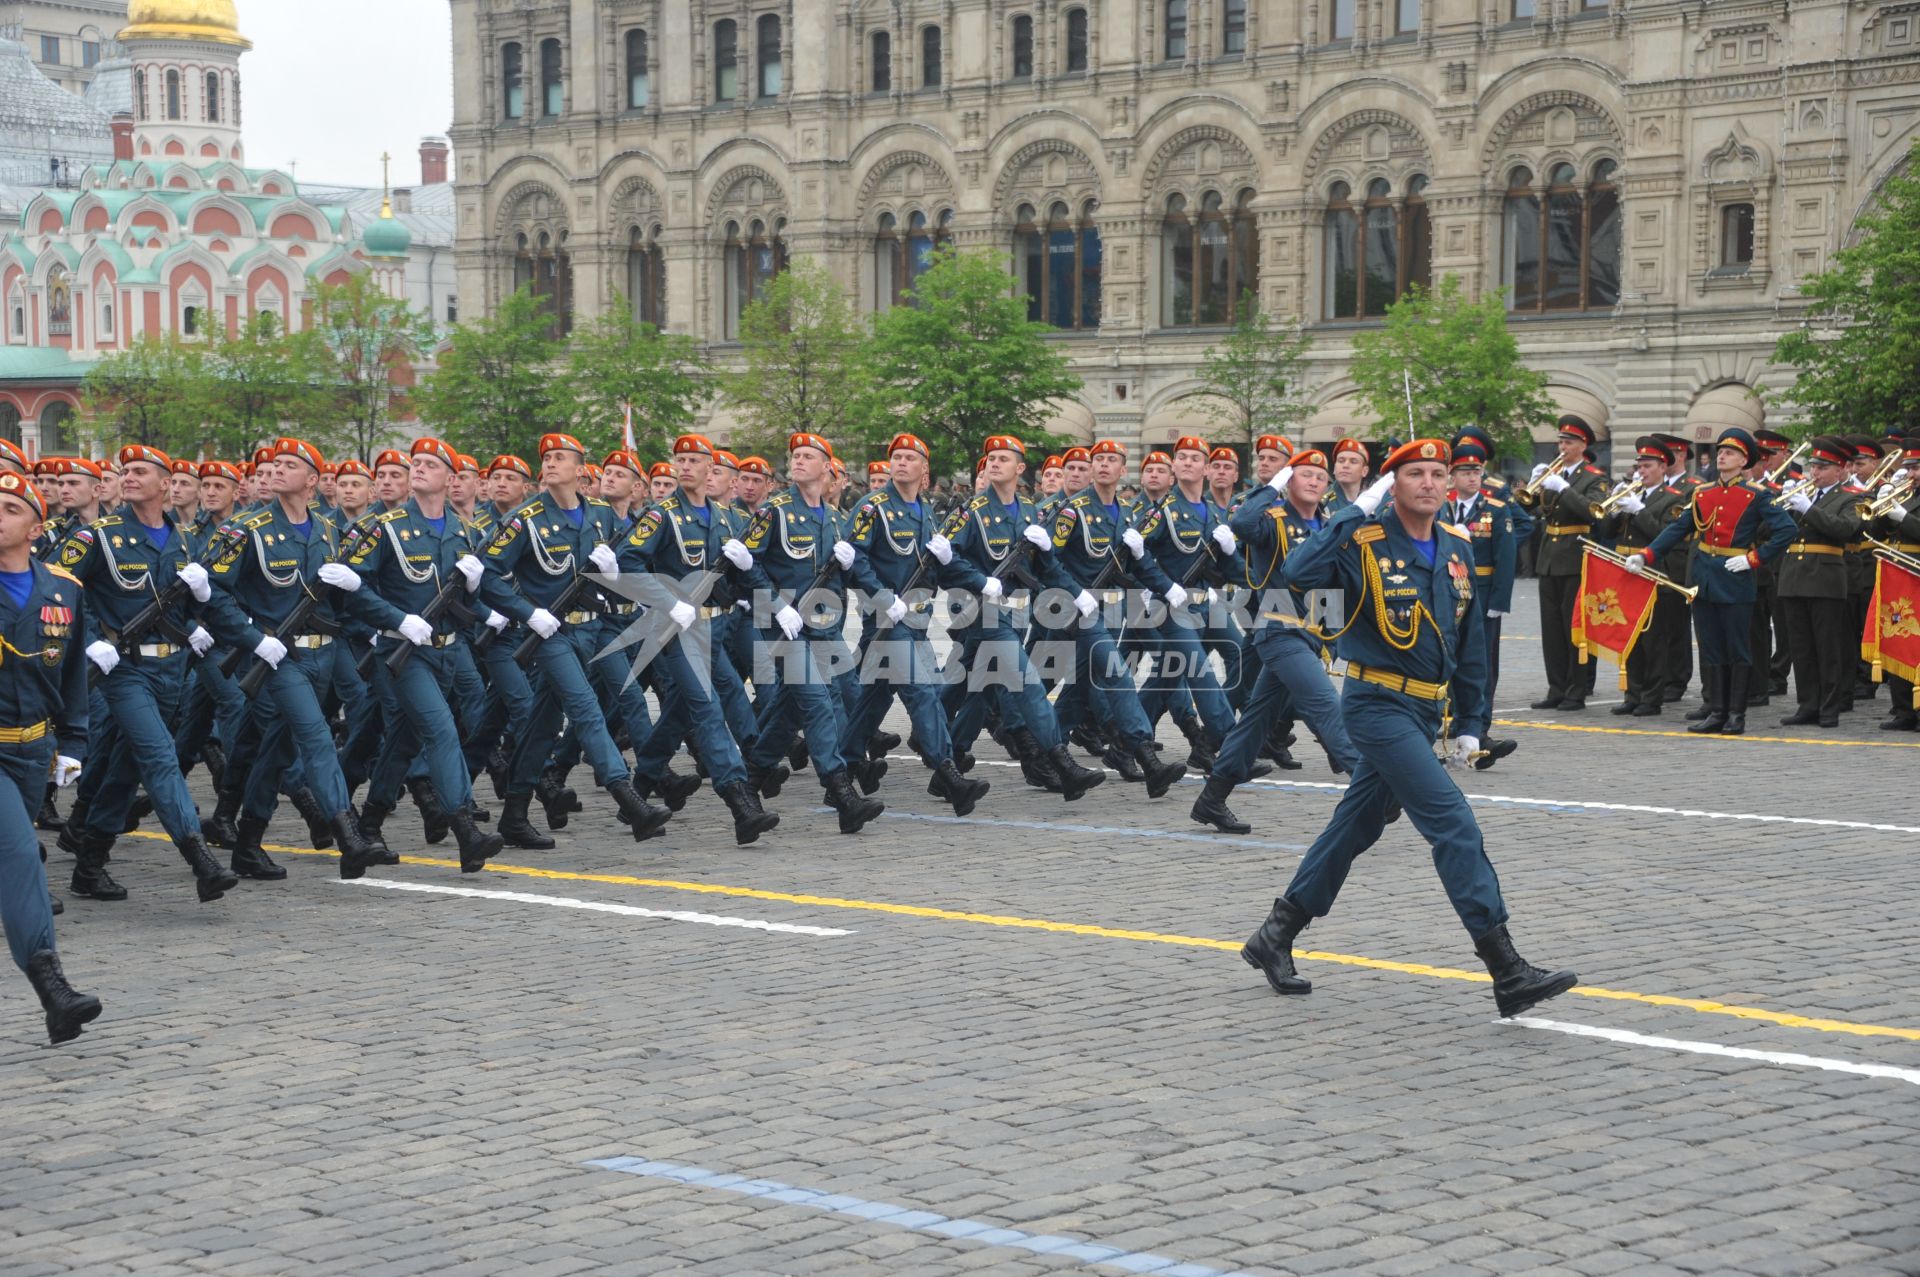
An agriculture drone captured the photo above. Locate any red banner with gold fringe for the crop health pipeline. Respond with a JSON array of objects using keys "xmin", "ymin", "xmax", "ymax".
[
  {"xmin": 1863, "ymin": 556, "xmax": 1920, "ymax": 710},
  {"xmin": 1572, "ymin": 548, "xmax": 1661, "ymax": 689}
]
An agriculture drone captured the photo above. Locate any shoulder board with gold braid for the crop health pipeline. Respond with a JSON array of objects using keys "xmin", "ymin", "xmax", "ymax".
[
  {"xmin": 1443, "ymin": 522, "xmax": 1473, "ymax": 542},
  {"xmin": 1353, "ymin": 524, "xmax": 1386, "ymax": 545},
  {"xmin": 1486, "ymin": 496, "xmax": 1506, "ymax": 508},
  {"xmin": 967, "ymin": 494, "xmax": 992, "ymax": 512},
  {"xmin": 376, "ymin": 508, "xmax": 408, "ymax": 524},
  {"xmin": 48, "ymin": 564, "xmax": 80, "ymax": 585}
]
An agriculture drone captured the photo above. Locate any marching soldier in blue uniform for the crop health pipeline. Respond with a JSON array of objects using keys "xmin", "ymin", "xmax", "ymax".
[
  {"xmin": 58, "ymin": 445, "xmax": 236, "ymax": 904},
  {"xmin": 479, "ymin": 432, "xmax": 672, "ymax": 848},
  {"xmin": 1240, "ymin": 439, "xmax": 1579, "ymax": 1019},
  {"xmin": 0, "ymin": 471, "xmax": 102, "ymax": 1043},
  {"xmin": 1630, "ymin": 427, "xmax": 1795, "ymax": 733},
  {"xmin": 1445, "ymin": 440, "xmax": 1519, "ymax": 761}
]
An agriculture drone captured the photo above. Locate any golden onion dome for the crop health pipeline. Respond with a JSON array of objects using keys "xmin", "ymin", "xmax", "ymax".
[{"xmin": 121, "ymin": 0, "xmax": 252, "ymax": 50}]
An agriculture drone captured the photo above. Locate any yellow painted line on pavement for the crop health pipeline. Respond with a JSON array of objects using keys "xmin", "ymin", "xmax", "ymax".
[
  {"xmin": 123, "ymin": 830, "xmax": 1920, "ymax": 1044},
  {"xmin": 1491, "ymin": 718, "xmax": 1920, "ymax": 749}
]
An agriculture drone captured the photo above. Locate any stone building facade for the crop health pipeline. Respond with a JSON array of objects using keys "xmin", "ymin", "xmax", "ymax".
[{"xmin": 448, "ymin": 0, "xmax": 1920, "ymax": 468}]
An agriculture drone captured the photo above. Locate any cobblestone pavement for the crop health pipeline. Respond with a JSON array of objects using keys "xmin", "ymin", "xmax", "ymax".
[{"xmin": 4, "ymin": 580, "xmax": 1918, "ymax": 1277}]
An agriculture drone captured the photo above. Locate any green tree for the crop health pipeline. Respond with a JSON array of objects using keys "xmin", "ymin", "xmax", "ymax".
[
  {"xmin": 1195, "ymin": 293, "xmax": 1314, "ymax": 449},
  {"xmin": 1348, "ymin": 275, "xmax": 1555, "ymax": 461},
  {"xmin": 80, "ymin": 332, "xmax": 211, "ymax": 454},
  {"xmin": 564, "ymin": 298, "xmax": 713, "ymax": 459},
  {"xmin": 199, "ymin": 314, "xmax": 328, "ymax": 459},
  {"xmin": 720, "ymin": 259, "xmax": 871, "ymax": 463},
  {"xmin": 302, "ymin": 272, "xmax": 434, "ymax": 463},
  {"xmin": 861, "ymin": 246, "xmax": 1083, "ymax": 478},
  {"xmin": 411, "ymin": 287, "xmax": 564, "ymax": 463},
  {"xmin": 1773, "ymin": 139, "xmax": 1920, "ymax": 438}
]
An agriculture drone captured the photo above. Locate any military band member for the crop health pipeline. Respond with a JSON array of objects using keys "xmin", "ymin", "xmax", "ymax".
[
  {"xmin": 1655, "ymin": 432, "xmax": 1704, "ymax": 705},
  {"xmin": 1747, "ymin": 430, "xmax": 1794, "ymax": 704},
  {"xmin": 1627, "ymin": 427, "xmax": 1795, "ymax": 734},
  {"xmin": 1775, "ymin": 437, "xmax": 1866, "ymax": 729},
  {"xmin": 1514, "ymin": 416, "xmax": 1611, "ymax": 710},
  {"xmin": 1597, "ymin": 437, "xmax": 1685, "ymax": 716},
  {"xmin": 1870, "ymin": 434, "xmax": 1920, "ymax": 729},
  {"xmin": 1843, "ymin": 435, "xmax": 1886, "ymax": 705},
  {"xmin": 1240, "ymin": 439, "xmax": 1577, "ymax": 1018}
]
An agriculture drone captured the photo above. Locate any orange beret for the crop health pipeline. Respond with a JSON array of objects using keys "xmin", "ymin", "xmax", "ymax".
[
  {"xmin": 275, "ymin": 436, "xmax": 325, "ymax": 472},
  {"xmin": 374, "ymin": 449, "xmax": 410, "ymax": 471},
  {"xmin": 1290, "ymin": 448, "xmax": 1329, "ymax": 471},
  {"xmin": 486, "ymin": 454, "xmax": 532, "ymax": 479},
  {"xmin": 170, "ymin": 458, "xmax": 198, "ymax": 476},
  {"xmin": 1208, "ymin": 447, "xmax": 1238, "ymax": 465},
  {"xmin": 1091, "ymin": 440, "xmax": 1126, "ymax": 458},
  {"xmin": 253, "ymin": 446, "xmax": 277, "ymax": 466},
  {"xmin": 789, "ymin": 432, "xmax": 834, "ymax": 458},
  {"xmin": 714, "ymin": 450, "xmax": 740, "ymax": 470},
  {"xmin": 1142, "ymin": 451, "xmax": 1172, "ymax": 470},
  {"xmin": 46, "ymin": 457, "xmax": 102, "ymax": 479},
  {"xmin": 1173, "ymin": 436, "xmax": 1210, "ymax": 456},
  {"xmin": 119, "ymin": 444, "xmax": 172, "ymax": 471},
  {"xmin": 889, "ymin": 433, "xmax": 929, "ymax": 459},
  {"xmin": 1256, "ymin": 435, "xmax": 1293, "ymax": 455},
  {"xmin": 332, "ymin": 460, "xmax": 370, "ymax": 479},
  {"xmin": 0, "ymin": 472, "xmax": 46, "ymax": 519},
  {"xmin": 410, "ymin": 436, "xmax": 459, "ymax": 470},
  {"xmin": 1061, "ymin": 447, "xmax": 1091, "ymax": 465},
  {"xmin": 738, "ymin": 456, "xmax": 773, "ymax": 477},
  {"xmin": 602, "ymin": 450, "xmax": 643, "ymax": 475},
  {"xmin": 648, "ymin": 461, "xmax": 675, "ymax": 479},
  {"xmin": 456, "ymin": 453, "xmax": 480, "ymax": 474},
  {"xmin": 0, "ymin": 440, "xmax": 27, "ymax": 471},
  {"xmin": 983, "ymin": 435, "xmax": 1025, "ymax": 458},
  {"xmin": 1042, "ymin": 455, "xmax": 1064, "ymax": 472},
  {"xmin": 199, "ymin": 460, "xmax": 242, "ymax": 483},
  {"xmin": 1333, "ymin": 438, "xmax": 1369, "ymax": 459},
  {"xmin": 673, "ymin": 434, "xmax": 714, "ymax": 457},
  {"xmin": 867, "ymin": 461, "xmax": 890, "ymax": 476},
  {"xmin": 1381, "ymin": 439, "xmax": 1451, "ymax": 473},
  {"xmin": 538, "ymin": 432, "xmax": 587, "ymax": 457}
]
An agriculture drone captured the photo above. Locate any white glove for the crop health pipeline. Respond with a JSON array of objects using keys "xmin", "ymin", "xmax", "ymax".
[
  {"xmin": 885, "ymin": 596, "xmax": 909, "ymax": 624},
  {"xmin": 1895, "ymin": 505, "xmax": 1914, "ymax": 526},
  {"xmin": 1450, "ymin": 735, "xmax": 1480, "ymax": 768},
  {"xmin": 981, "ymin": 577, "xmax": 1004, "ymax": 601},
  {"xmin": 1354, "ymin": 474, "xmax": 1395, "ymax": 516},
  {"xmin": 1165, "ymin": 582, "xmax": 1189, "ymax": 609},
  {"xmin": 1724, "ymin": 555, "xmax": 1752, "ymax": 575},
  {"xmin": 254, "ymin": 635, "xmax": 287, "ymax": 669},
  {"xmin": 1786, "ymin": 490, "xmax": 1813, "ymax": 514},
  {"xmin": 455, "ymin": 554, "xmax": 485, "ymax": 592},
  {"xmin": 1022, "ymin": 523, "xmax": 1051, "ymax": 550},
  {"xmin": 1616, "ymin": 494, "xmax": 1645, "ymax": 515},
  {"xmin": 178, "ymin": 561, "xmax": 211, "ymax": 603},
  {"xmin": 1268, "ymin": 465, "xmax": 1294, "ymax": 494},
  {"xmin": 188, "ymin": 625, "xmax": 214, "ymax": 656},
  {"xmin": 398, "ymin": 614, "xmax": 434, "ymax": 646},
  {"xmin": 1073, "ymin": 589, "xmax": 1098, "ymax": 618},
  {"xmin": 318, "ymin": 562, "xmax": 360, "ymax": 593},
  {"xmin": 1486, "ymin": 608, "xmax": 1508, "ymax": 619},
  {"xmin": 485, "ymin": 609, "xmax": 509, "ymax": 632},
  {"xmin": 722, "ymin": 538, "xmax": 753, "ymax": 571},
  {"xmin": 669, "ymin": 600, "xmax": 697, "ymax": 631},
  {"xmin": 1529, "ymin": 462, "xmax": 1549, "ymax": 482},
  {"xmin": 1621, "ymin": 556, "xmax": 1645, "ymax": 575},
  {"xmin": 85, "ymin": 640, "xmax": 119, "ymax": 675},
  {"xmin": 1121, "ymin": 527, "xmax": 1146, "ymax": 559},
  {"xmin": 527, "ymin": 608, "xmax": 561, "ymax": 639},
  {"xmin": 52, "ymin": 755, "xmax": 82, "ymax": 788},
  {"xmin": 832, "ymin": 540, "xmax": 855, "ymax": 570},
  {"xmin": 588, "ymin": 544, "xmax": 619, "ymax": 579},
  {"xmin": 925, "ymin": 534, "xmax": 953, "ymax": 565},
  {"xmin": 775, "ymin": 603, "xmax": 803, "ymax": 640},
  {"xmin": 1541, "ymin": 474, "xmax": 1570, "ymax": 494},
  {"xmin": 1212, "ymin": 525, "xmax": 1237, "ymax": 555}
]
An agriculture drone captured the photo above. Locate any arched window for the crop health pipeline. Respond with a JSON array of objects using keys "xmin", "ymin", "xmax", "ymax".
[
  {"xmin": 0, "ymin": 402, "xmax": 18, "ymax": 444},
  {"xmin": 922, "ymin": 26, "xmax": 942, "ymax": 87},
  {"xmin": 182, "ymin": 304, "xmax": 199, "ymax": 336},
  {"xmin": 1503, "ymin": 160, "xmax": 1619, "ymax": 312},
  {"xmin": 1165, "ymin": 0, "xmax": 1188, "ymax": 59},
  {"xmin": 165, "ymin": 69, "xmax": 181, "ymax": 120},
  {"xmin": 1018, "ymin": 200, "xmax": 1103, "ymax": 330},
  {"xmin": 714, "ymin": 21, "xmax": 738, "ymax": 101},
  {"xmin": 517, "ymin": 229, "xmax": 573, "ymax": 337},
  {"xmin": 502, "ymin": 43, "xmax": 524, "ymax": 119},
  {"xmin": 205, "ymin": 71, "xmax": 220, "ymax": 123},
  {"xmin": 134, "ymin": 69, "xmax": 146, "ymax": 120},
  {"xmin": 875, "ymin": 209, "xmax": 951, "ymax": 311},
  {"xmin": 1323, "ymin": 177, "xmax": 1430, "ymax": 320},
  {"xmin": 1011, "ymin": 16, "xmax": 1034, "ymax": 78},
  {"xmin": 629, "ymin": 224, "xmax": 666, "ymax": 327},
  {"xmin": 724, "ymin": 217, "xmax": 786, "ymax": 339},
  {"xmin": 1065, "ymin": 9, "xmax": 1089, "ymax": 71},
  {"xmin": 98, "ymin": 293, "xmax": 113, "ymax": 338},
  {"xmin": 9, "ymin": 303, "xmax": 22, "ymax": 338},
  {"xmin": 757, "ymin": 14, "xmax": 782, "ymax": 97},
  {"xmin": 625, "ymin": 29, "xmax": 650, "ymax": 109},
  {"xmin": 1223, "ymin": 0, "xmax": 1247, "ymax": 53},
  {"xmin": 39, "ymin": 401, "xmax": 72, "ymax": 456},
  {"xmin": 540, "ymin": 38, "xmax": 563, "ymax": 116},
  {"xmin": 870, "ymin": 31, "xmax": 892, "ymax": 91},
  {"xmin": 1163, "ymin": 189, "xmax": 1256, "ymax": 326}
]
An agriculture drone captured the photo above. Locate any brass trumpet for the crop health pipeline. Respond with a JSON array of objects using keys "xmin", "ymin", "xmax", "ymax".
[
  {"xmin": 1764, "ymin": 441, "xmax": 1810, "ymax": 484},
  {"xmin": 1774, "ymin": 475, "xmax": 1820, "ymax": 508},
  {"xmin": 1579, "ymin": 538, "xmax": 1699, "ymax": 601},
  {"xmin": 1516, "ymin": 454, "xmax": 1577, "ymax": 503},
  {"xmin": 1864, "ymin": 473, "xmax": 1916, "ymax": 521},
  {"xmin": 1595, "ymin": 475, "xmax": 1648, "ymax": 516}
]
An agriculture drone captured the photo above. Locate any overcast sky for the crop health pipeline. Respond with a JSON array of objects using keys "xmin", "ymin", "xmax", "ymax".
[{"xmin": 239, "ymin": 1, "xmax": 454, "ymax": 189}]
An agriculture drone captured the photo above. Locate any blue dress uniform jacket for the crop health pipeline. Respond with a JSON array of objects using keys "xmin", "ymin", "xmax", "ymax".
[
  {"xmin": 480, "ymin": 494, "xmax": 621, "ymax": 622},
  {"xmin": 340, "ymin": 499, "xmax": 475, "ymax": 631},
  {"xmin": 1448, "ymin": 492, "xmax": 1517, "ymax": 615},
  {"xmin": 56, "ymin": 505, "xmax": 196, "ymax": 648},
  {"xmin": 1642, "ymin": 477, "xmax": 1795, "ymax": 606},
  {"xmin": 201, "ymin": 504, "xmax": 355, "ymax": 652},
  {"xmin": 1229, "ymin": 483, "xmax": 1331, "ymax": 651},
  {"xmin": 740, "ymin": 486, "xmax": 844, "ymax": 616},
  {"xmin": 939, "ymin": 490, "xmax": 1078, "ymax": 596},
  {"xmin": 0, "ymin": 561, "xmax": 88, "ymax": 758},
  {"xmin": 1047, "ymin": 491, "xmax": 1175, "ymax": 596},
  {"xmin": 1141, "ymin": 489, "xmax": 1249, "ymax": 588}
]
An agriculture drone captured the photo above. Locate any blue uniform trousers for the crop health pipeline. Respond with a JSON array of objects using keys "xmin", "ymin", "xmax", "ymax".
[
  {"xmin": 1048, "ymin": 615, "xmax": 1155, "ymax": 748},
  {"xmin": 551, "ymin": 618, "xmax": 655, "ymax": 776},
  {"xmin": 744, "ymin": 628, "xmax": 850, "ymax": 775},
  {"xmin": 365, "ymin": 646, "xmax": 475, "ymax": 813},
  {"xmin": 840, "ymin": 626, "xmax": 952, "ymax": 763},
  {"xmin": 336, "ymin": 643, "xmax": 383, "ymax": 793},
  {"xmin": 172, "ymin": 653, "xmax": 246, "ymax": 771},
  {"xmin": 466, "ymin": 633, "xmax": 534, "ymax": 773},
  {"xmin": 71, "ymin": 682, "xmax": 112, "ymax": 815},
  {"xmin": 1283, "ymin": 682, "xmax": 1508, "ymax": 939},
  {"xmin": 84, "ymin": 656, "xmax": 202, "ymax": 843},
  {"xmin": 632, "ymin": 623, "xmax": 748, "ymax": 788},
  {"xmin": 1214, "ymin": 630, "xmax": 1354, "ymax": 785},
  {"xmin": 0, "ymin": 738, "xmax": 57, "ymax": 973},
  {"xmin": 1208, "ymin": 617, "xmax": 1249, "ymax": 713},
  {"xmin": 708, "ymin": 613, "xmax": 759, "ymax": 747},
  {"xmin": 1140, "ymin": 613, "xmax": 1236, "ymax": 740},
  {"xmin": 1695, "ymin": 600, "xmax": 1752, "ymax": 667},
  {"xmin": 946, "ymin": 619, "xmax": 1055, "ymax": 753},
  {"xmin": 507, "ymin": 628, "xmax": 628, "ymax": 793},
  {"xmin": 243, "ymin": 646, "xmax": 349, "ymax": 821}
]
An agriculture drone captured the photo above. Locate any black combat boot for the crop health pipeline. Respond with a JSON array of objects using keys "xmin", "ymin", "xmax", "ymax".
[
  {"xmin": 849, "ymin": 755, "xmax": 889, "ymax": 796},
  {"xmin": 823, "ymin": 769, "xmax": 884, "ymax": 835},
  {"xmin": 26, "ymin": 950, "xmax": 102, "ymax": 1045},
  {"xmin": 333, "ymin": 810, "xmax": 379, "ymax": 881},
  {"xmin": 657, "ymin": 767, "xmax": 703, "ymax": 812},
  {"xmin": 1009, "ymin": 727, "xmax": 1063, "ymax": 793},
  {"xmin": 1175, "ymin": 716, "xmax": 1218, "ymax": 774},
  {"xmin": 867, "ymin": 730, "xmax": 901, "ymax": 760},
  {"xmin": 1721, "ymin": 665, "xmax": 1750, "ymax": 736},
  {"xmin": 201, "ymin": 740, "xmax": 228, "ymax": 789},
  {"xmin": 608, "ymin": 778, "xmax": 673, "ymax": 841},
  {"xmin": 406, "ymin": 777, "xmax": 451, "ymax": 844},
  {"xmin": 498, "ymin": 793, "xmax": 555, "ymax": 850},
  {"xmin": 1132, "ymin": 741, "xmax": 1186, "ymax": 800},
  {"xmin": 450, "ymin": 805, "xmax": 505, "ymax": 874},
  {"xmin": 1101, "ymin": 740, "xmax": 1145, "ymax": 783},
  {"xmin": 35, "ymin": 783, "xmax": 63, "ymax": 831},
  {"xmin": 55, "ymin": 797, "xmax": 87, "ymax": 856},
  {"xmin": 485, "ymin": 743, "xmax": 512, "ymax": 800},
  {"xmin": 178, "ymin": 835, "xmax": 239, "ymax": 903},
  {"xmin": 287, "ymin": 785, "xmax": 334, "ymax": 850},
  {"xmin": 928, "ymin": 758, "xmax": 990, "ymax": 817},
  {"xmin": 358, "ymin": 802, "xmax": 399, "ymax": 864},
  {"xmin": 1046, "ymin": 745, "xmax": 1105, "ymax": 802},
  {"xmin": 1190, "ymin": 775, "xmax": 1250, "ymax": 834},
  {"xmin": 1473, "ymin": 924, "xmax": 1578, "ymax": 1017},
  {"xmin": 1686, "ymin": 665, "xmax": 1720, "ymax": 721},
  {"xmin": 747, "ymin": 760, "xmax": 789, "ymax": 800},
  {"xmin": 230, "ymin": 815, "xmax": 286, "ymax": 881},
  {"xmin": 1242, "ymin": 896, "xmax": 1312, "ymax": 994},
  {"xmin": 717, "ymin": 780, "xmax": 780, "ymax": 845},
  {"xmin": 538, "ymin": 767, "xmax": 583, "ymax": 828},
  {"xmin": 1688, "ymin": 666, "xmax": 1729, "ymax": 734},
  {"xmin": 202, "ymin": 783, "xmax": 242, "ymax": 850},
  {"xmin": 69, "ymin": 832, "xmax": 127, "ymax": 902},
  {"xmin": 787, "ymin": 738, "xmax": 810, "ymax": 773}
]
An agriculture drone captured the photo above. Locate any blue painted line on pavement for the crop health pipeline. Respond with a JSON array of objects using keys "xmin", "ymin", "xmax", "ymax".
[{"xmin": 587, "ymin": 1156, "xmax": 1265, "ymax": 1277}]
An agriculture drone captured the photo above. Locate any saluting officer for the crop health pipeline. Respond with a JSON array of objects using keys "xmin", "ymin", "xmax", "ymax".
[
  {"xmin": 0, "ymin": 471, "xmax": 101, "ymax": 1044},
  {"xmin": 1513, "ymin": 416, "xmax": 1611, "ymax": 710},
  {"xmin": 1775, "ymin": 437, "xmax": 1866, "ymax": 729},
  {"xmin": 1596, "ymin": 437, "xmax": 1685, "ymax": 717},
  {"xmin": 1240, "ymin": 439, "xmax": 1578, "ymax": 1019}
]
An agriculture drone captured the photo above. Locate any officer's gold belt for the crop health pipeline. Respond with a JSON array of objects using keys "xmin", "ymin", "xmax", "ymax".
[
  {"xmin": 607, "ymin": 603, "xmax": 638, "ymax": 616},
  {"xmin": 1545, "ymin": 524, "xmax": 1590, "ymax": 535},
  {"xmin": 134, "ymin": 643, "xmax": 178, "ymax": 658},
  {"xmin": 291, "ymin": 634, "xmax": 334, "ymax": 649},
  {"xmin": 1344, "ymin": 661, "xmax": 1448, "ymax": 702},
  {"xmin": 699, "ymin": 606, "xmax": 728, "ymax": 620},
  {"xmin": 1698, "ymin": 544, "xmax": 1748, "ymax": 557},
  {"xmin": 1787, "ymin": 543, "xmax": 1844, "ymax": 557},
  {"xmin": 0, "ymin": 721, "xmax": 50, "ymax": 743},
  {"xmin": 561, "ymin": 610, "xmax": 595, "ymax": 624},
  {"xmin": 1099, "ymin": 589, "xmax": 1126, "ymax": 604},
  {"xmin": 1474, "ymin": 565, "xmax": 1494, "ymax": 577}
]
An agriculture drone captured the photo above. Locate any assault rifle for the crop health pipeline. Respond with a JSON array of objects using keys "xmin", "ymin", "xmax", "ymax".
[
  {"xmin": 236, "ymin": 517, "xmax": 374, "ymax": 698},
  {"xmin": 113, "ymin": 521, "xmax": 249, "ymax": 661}
]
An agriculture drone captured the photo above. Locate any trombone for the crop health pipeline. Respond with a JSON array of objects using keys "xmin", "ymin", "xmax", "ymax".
[
  {"xmin": 1579, "ymin": 538, "xmax": 1699, "ymax": 601},
  {"xmin": 1864, "ymin": 473, "xmax": 1916, "ymax": 521},
  {"xmin": 1866, "ymin": 534, "xmax": 1920, "ymax": 574},
  {"xmin": 1594, "ymin": 475, "xmax": 1647, "ymax": 516},
  {"xmin": 1516, "ymin": 454, "xmax": 1577, "ymax": 503},
  {"xmin": 1764, "ymin": 441, "xmax": 1809, "ymax": 484}
]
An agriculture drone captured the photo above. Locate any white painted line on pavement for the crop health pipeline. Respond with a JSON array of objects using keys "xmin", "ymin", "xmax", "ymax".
[
  {"xmin": 1507, "ymin": 1017, "xmax": 1920, "ymax": 1087},
  {"xmin": 337, "ymin": 878, "xmax": 856, "ymax": 937}
]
